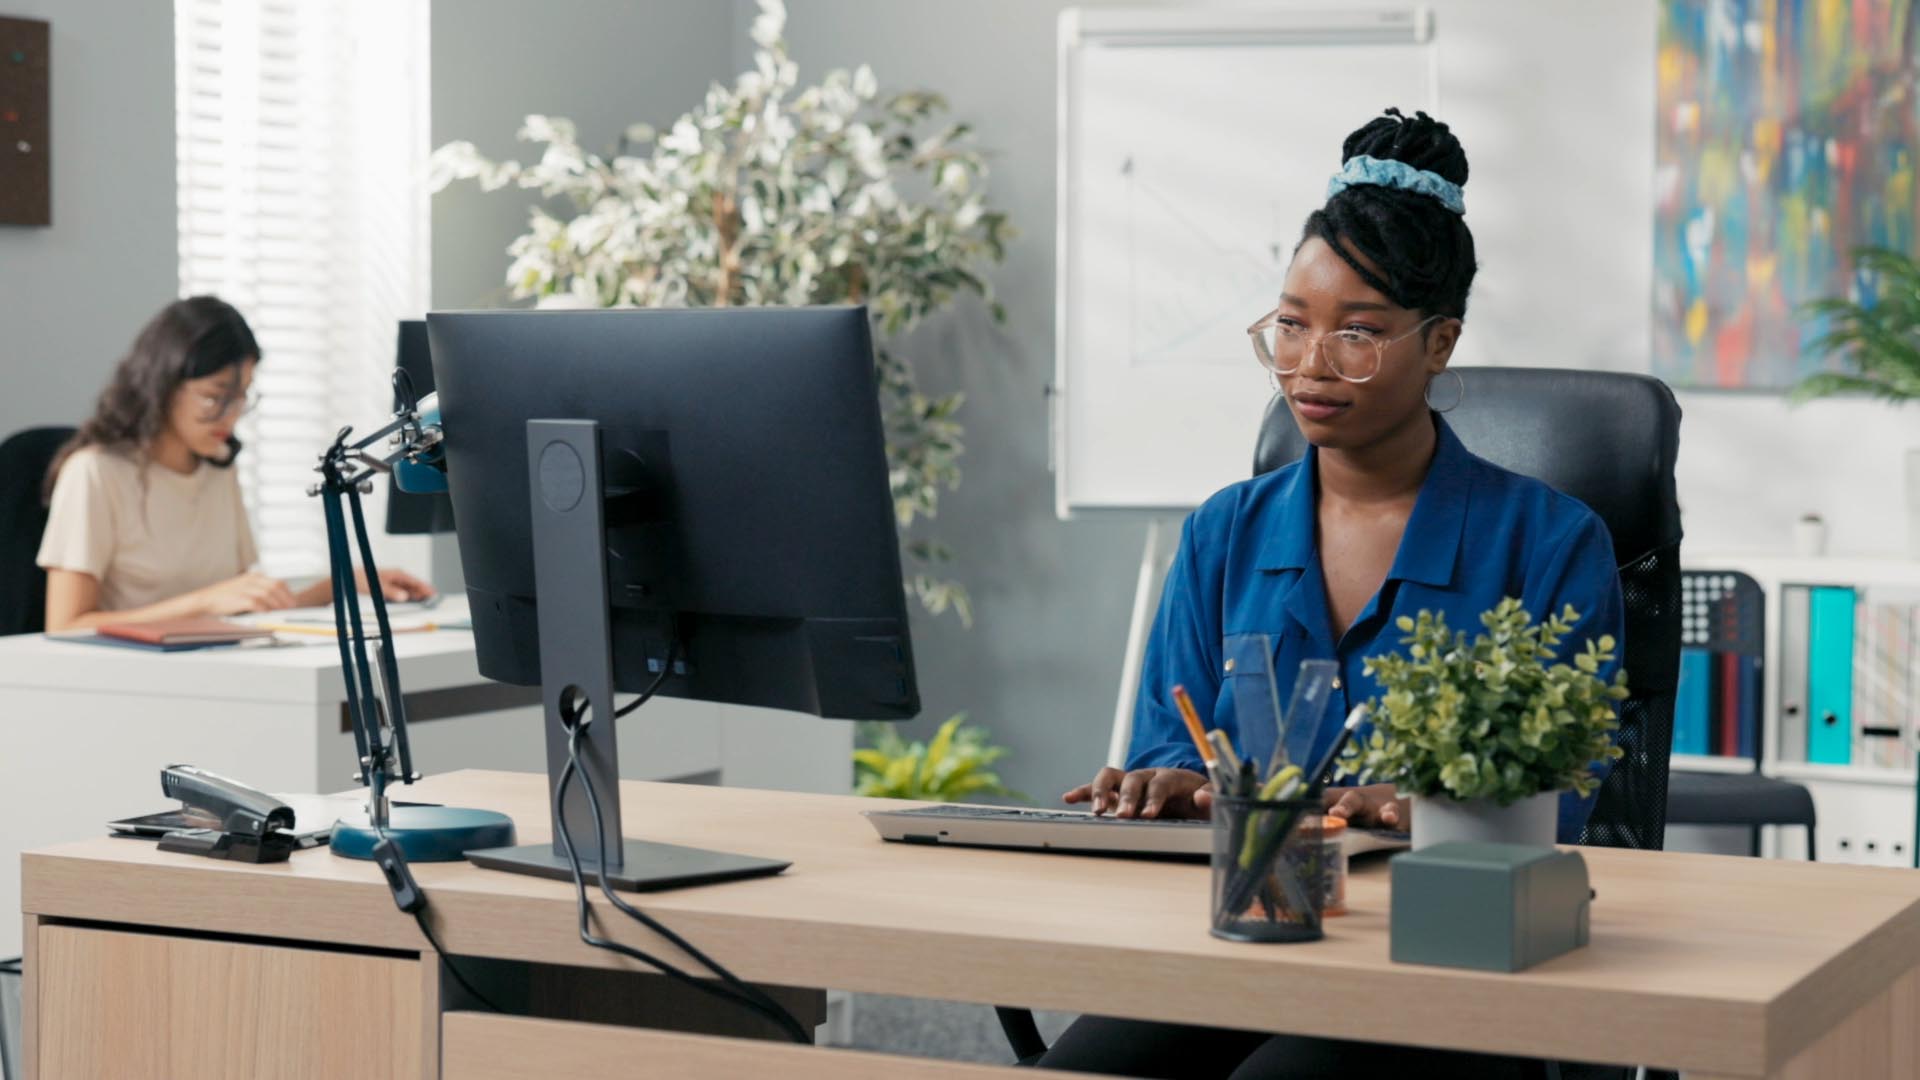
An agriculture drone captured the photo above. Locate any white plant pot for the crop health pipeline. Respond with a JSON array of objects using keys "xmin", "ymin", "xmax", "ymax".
[{"xmin": 1409, "ymin": 790, "xmax": 1559, "ymax": 850}]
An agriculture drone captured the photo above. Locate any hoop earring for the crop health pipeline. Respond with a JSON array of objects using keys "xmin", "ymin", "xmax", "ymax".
[{"xmin": 1424, "ymin": 369, "xmax": 1464, "ymax": 413}]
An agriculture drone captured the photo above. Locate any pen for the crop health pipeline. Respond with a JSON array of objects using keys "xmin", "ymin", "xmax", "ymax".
[
  {"xmin": 1207, "ymin": 729, "xmax": 1244, "ymax": 781},
  {"xmin": 1306, "ymin": 703, "xmax": 1371, "ymax": 795},
  {"xmin": 1170, "ymin": 684, "xmax": 1220, "ymax": 789}
]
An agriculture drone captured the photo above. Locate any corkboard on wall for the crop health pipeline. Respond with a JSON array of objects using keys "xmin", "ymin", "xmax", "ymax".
[{"xmin": 0, "ymin": 15, "xmax": 50, "ymax": 227}]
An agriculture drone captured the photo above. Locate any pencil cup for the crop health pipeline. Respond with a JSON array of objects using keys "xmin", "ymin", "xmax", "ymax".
[{"xmin": 1210, "ymin": 796, "xmax": 1324, "ymax": 943}]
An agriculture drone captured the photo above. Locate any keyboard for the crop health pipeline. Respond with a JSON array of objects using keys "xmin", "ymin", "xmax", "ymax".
[{"xmin": 863, "ymin": 803, "xmax": 1408, "ymax": 860}]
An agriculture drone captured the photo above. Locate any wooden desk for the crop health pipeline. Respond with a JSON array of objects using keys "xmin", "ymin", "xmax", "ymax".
[
  {"xmin": 0, "ymin": 610, "xmax": 852, "ymax": 958},
  {"xmin": 21, "ymin": 770, "xmax": 1920, "ymax": 1078}
]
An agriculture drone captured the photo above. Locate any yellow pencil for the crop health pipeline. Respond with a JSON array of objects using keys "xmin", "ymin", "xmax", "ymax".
[{"xmin": 1170, "ymin": 684, "xmax": 1218, "ymax": 775}]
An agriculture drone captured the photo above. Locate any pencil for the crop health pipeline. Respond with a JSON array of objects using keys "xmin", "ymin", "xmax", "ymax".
[{"xmin": 1171, "ymin": 684, "xmax": 1215, "ymax": 766}]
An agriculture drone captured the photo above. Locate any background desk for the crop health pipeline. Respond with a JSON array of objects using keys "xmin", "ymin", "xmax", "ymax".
[
  {"xmin": 19, "ymin": 770, "xmax": 1920, "ymax": 1079},
  {"xmin": 0, "ymin": 607, "xmax": 852, "ymax": 958}
]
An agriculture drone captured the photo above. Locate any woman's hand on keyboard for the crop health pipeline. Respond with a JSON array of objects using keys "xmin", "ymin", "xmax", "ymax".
[
  {"xmin": 1063, "ymin": 767, "xmax": 1214, "ymax": 820},
  {"xmin": 1323, "ymin": 783, "xmax": 1410, "ymax": 831}
]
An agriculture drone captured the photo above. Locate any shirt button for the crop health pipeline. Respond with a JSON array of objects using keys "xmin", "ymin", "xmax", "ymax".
[
  {"xmin": 1224, "ymin": 659, "xmax": 1235, "ymax": 673},
  {"xmin": 1331, "ymin": 676, "xmax": 1343, "ymax": 690}
]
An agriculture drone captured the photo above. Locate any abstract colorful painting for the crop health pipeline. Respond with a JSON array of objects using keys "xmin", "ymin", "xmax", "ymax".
[{"xmin": 1655, "ymin": 0, "xmax": 1918, "ymax": 389}]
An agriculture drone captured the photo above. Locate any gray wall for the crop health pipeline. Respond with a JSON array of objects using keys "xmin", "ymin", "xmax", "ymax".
[
  {"xmin": 430, "ymin": 0, "xmax": 733, "ymax": 310},
  {"xmin": 428, "ymin": 0, "xmax": 734, "ymax": 590},
  {"xmin": 769, "ymin": 1, "xmax": 1149, "ymax": 805},
  {"xmin": 0, "ymin": 0, "xmax": 175, "ymax": 440}
]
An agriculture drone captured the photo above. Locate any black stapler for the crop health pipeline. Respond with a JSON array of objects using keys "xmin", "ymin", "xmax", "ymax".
[{"xmin": 154, "ymin": 764, "xmax": 300, "ymax": 863}]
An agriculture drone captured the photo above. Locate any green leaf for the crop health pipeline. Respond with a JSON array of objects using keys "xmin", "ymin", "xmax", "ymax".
[{"xmin": 1351, "ymin": 598, "xmax": 1624, "ymax": 803}]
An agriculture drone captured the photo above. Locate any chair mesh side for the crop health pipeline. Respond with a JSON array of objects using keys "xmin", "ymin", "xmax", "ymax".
[{"xmin": 1578, "ymin": 543, "xmax": 1680, "ymax": 852}]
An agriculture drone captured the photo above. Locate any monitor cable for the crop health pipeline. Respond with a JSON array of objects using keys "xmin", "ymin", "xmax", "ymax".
[
  {"xmin": 368, "ymin": 828, "xmax": 508, "ymax": 1014},
  {"xmin": 552, "ymin": 640, "xmax": 812, "ymax": 1044}
]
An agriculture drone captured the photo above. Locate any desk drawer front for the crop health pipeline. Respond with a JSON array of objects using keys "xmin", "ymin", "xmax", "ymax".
[
  {"xmin": 442, "ymin": 1012, "xmax": 1053, "ymax": 1079},
  {"xmin": 34, "ymin": 924, "xmax": 423, "ymax": 1080}
]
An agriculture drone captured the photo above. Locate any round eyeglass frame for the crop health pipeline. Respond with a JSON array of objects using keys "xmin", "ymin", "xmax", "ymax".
[
  {"xmin": 194, "ymin": 387, "xmax": 260, "ymax": 421},
  {"xmin": 1247, "ymin": 311, "xmax": 1447, "ymax": 384}
]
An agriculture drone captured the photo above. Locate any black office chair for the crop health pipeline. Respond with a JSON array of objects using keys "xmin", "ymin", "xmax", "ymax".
[
  {"xmin": 1252, "ymin": 368, "xmax": 1683, "ymax": 853},
  {"xmin": 0, "ymin": 426, "xmax": 77, "ymax": 636},
  {"xmin": 999, "ymin": 369, "xmax": 1684, "ymax": 1073},
  {"xmin": 1666, "ymin": 770, "xmax": 1816, "ymax": 859}
]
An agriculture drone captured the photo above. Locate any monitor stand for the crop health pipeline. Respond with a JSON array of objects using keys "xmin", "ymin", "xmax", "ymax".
[{"xmin": 464, "ymin": 419, "xmax": 789, "ymax": 891}]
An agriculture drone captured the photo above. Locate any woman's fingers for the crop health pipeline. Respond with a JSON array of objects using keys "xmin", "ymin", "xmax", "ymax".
[
  {"xmin": 264, "ymin": 578, "xmax": 297, "ymax": 609},
  {"xmin": 1072, "ymin": 767, "xmax": 1212, "ymax": 818},
  {"xmin": 1114, "ymin": 770, "xmax": 1157, "ymax": 818},
  {"xmin": 1324, "ymin": 786, "xmax": 1369, "ymax": 823},
  {"xmin": 1066, "ymin": 768, "xmax": 1125, "ymax": 814},
  {"xmin": 1143, "ymin": 770, "xmax": 1196, "ymax": 818},
  {"xmin": 1088, "ymin": 767, "xmax": 1125, "ymax": 815},
  {"xmin": 382, "ymin": 569, "xmax": 434, "ymax": 600}
]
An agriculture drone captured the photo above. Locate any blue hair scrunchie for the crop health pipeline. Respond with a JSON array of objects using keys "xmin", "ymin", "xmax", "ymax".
[{"xmin": 1325, "ymin": 155, "xmax": 1466, "ymax": 216}]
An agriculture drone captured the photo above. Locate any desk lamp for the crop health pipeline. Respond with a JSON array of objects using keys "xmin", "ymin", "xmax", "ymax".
[{"xmin": 308, "ymin": 372, "xmax": 515, "ymax": 860}]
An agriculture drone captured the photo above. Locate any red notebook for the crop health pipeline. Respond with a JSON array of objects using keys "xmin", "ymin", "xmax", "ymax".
[{"xmin": 96, "ymin": 617, "xmax": 274, "ymax": 647}]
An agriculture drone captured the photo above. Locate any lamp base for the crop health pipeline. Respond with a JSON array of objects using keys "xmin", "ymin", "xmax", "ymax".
[{"xmin": 330, "ymin": 805, "xmax": 517, "ymax": 862}]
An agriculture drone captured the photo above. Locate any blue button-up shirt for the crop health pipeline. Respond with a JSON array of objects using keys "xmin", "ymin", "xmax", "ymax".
[{"xmin": 1127, "ymin": 417, "xmax": 1625, "ymax": 841}]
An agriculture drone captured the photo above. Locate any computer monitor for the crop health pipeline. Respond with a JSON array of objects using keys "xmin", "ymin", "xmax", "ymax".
[
  {"xmin": 426, "ymin": 305, "xmax": 919, "ymax": 889},
  {"xmin": 384, "ymin": 320, "xmax": 456, "ymax": 536}
]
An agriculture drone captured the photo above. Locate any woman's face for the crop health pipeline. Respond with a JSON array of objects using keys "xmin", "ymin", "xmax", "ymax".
[
  {"xmin": 166, "ymin": 358, "xmax": 257, "ymax": 461},
  {"xmin": 1275, "ymin": 237, "xmax": 1459, "ymax": 452}
]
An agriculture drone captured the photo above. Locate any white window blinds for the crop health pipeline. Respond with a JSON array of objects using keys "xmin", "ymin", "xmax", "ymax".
[{"xmin": 175, "ymin": 0, "xmax": 430, "ymax": 579}]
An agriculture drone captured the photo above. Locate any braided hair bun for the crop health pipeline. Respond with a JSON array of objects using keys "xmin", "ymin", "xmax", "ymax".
[{"xmin": 1302, "ymin": 108, "xmax": 1478, "ymax": 320}]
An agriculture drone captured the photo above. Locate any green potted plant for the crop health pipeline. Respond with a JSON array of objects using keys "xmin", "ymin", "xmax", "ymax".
[
  {"xmin": 1340, "ymin": 599, "xmax": 1627, "ymax": 849},
  {"xmin": 1794, "ymin": 245, "xmax": 1920, "ymax": 557},
  {"xmin": 429, "ymin": 0, "xmax": 1013, "ymax": 623},
  {"xmin": 853, "ymin": 714, "xmax": 1023, "ymax": 802}
]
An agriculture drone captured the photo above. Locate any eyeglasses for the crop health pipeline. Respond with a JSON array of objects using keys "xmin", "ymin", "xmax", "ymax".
[
  {"xmin": 1247, "ymin": 311, "xmax": 1446, "ymax": 384},
  {"xmin": 193, "ymin": 387, "xmax": 259, "ymax": 421}
]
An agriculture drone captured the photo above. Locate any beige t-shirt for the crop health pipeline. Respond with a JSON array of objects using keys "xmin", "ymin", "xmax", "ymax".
[{"xmin": 37, "ymin": 446, "xmax": 259, "ymax": 613}]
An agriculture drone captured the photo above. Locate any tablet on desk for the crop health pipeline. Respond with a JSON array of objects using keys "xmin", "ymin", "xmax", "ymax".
[{"xmin": 864, "ymin": 803, "xmax": 1409, "ymax": 860}]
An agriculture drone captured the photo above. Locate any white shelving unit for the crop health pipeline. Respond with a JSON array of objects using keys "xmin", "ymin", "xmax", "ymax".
[
  {"xmin": 1680, "ymin": 552, "xmax": 1920, "ymax": 865},
  {"xmin": 1667, "ymin": 752, "xmax": 1753, "ymax": 775}
]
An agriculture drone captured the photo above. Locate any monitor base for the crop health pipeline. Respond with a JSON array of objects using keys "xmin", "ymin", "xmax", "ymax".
[{"xmin": 466, "ymin": 838, "xmax": 790, "ymax": 892}]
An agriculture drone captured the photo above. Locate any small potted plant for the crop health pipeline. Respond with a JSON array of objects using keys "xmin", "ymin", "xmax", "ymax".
[
  {"xmin": 853, "ymin": 714, "xmax": 1024, "ymax": 802},
  {"xmin": 1340, "ymin": 599, "xmax": 1627, "ymax": 849}
]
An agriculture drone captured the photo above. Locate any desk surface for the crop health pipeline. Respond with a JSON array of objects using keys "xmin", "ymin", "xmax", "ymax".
[
  {"xmin": 24, "ymin": 770, "xmax": 1920, "ymax": 1076},
  {"xmin": 0, "ymin": 597, "xmax": 484, "ymax": 702}
]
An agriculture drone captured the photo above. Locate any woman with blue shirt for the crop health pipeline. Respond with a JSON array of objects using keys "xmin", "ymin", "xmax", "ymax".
[{"xmin": 1044, "ymin": 111, "xmax": 1624, "ymax": 1078}]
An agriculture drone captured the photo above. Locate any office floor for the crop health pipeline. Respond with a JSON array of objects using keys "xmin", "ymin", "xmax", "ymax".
[{"xmin": 840, "ymin": 993, "xmax": 1075, "ymax": 1063}]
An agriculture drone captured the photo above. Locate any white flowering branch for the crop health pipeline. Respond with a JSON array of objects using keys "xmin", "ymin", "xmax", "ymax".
[{"xmin": 430, "ymin": 0, "xmax": 1013, "ymax": 625}]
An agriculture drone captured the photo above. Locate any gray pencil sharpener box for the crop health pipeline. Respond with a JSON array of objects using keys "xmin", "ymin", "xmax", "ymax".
[{"xmin": 1390, "ymin": 842, "xmax": 1592, "ymax": 972}]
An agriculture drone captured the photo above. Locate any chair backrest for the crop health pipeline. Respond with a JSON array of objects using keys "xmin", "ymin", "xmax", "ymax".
[
  {"xmin": 0, "ymin": 426, "xmax": 78, "ymax": 636},
  {"xmin": 1253, "ymin": 369, "xmax": 1682, "ymax": 851}
]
